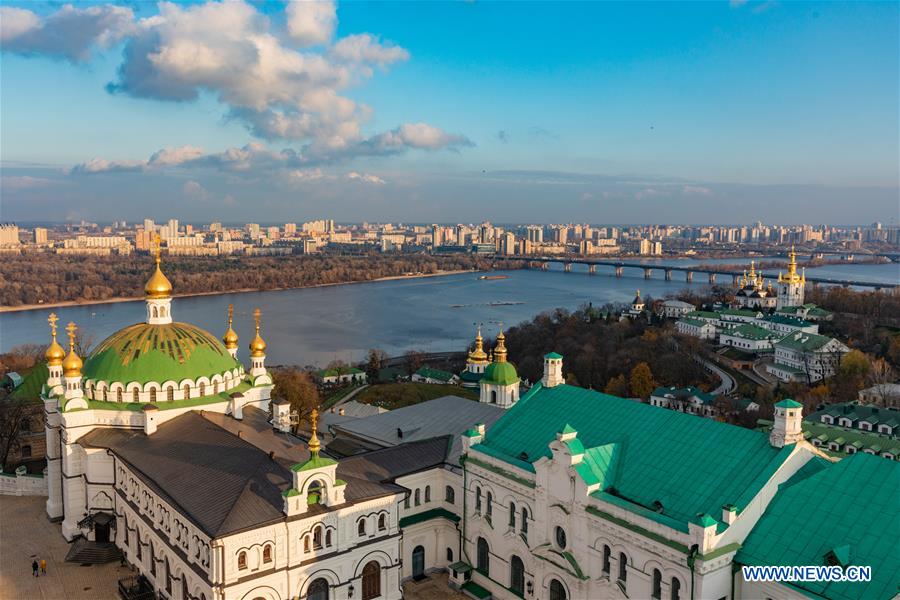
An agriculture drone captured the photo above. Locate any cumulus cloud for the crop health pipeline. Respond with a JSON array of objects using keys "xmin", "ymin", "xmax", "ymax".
[
  {"xmin": 346, "ymin": 172, "xmax": 386, "ymax": 185},
  {"xmin": 71, "ymin": 158, "xmax": 146, "ymax": 174},
  {"xmin": 0, "ymin": 4, "xmax": 134, "ymax": 62},
  {"xmin": 286, "ymin": 0, "xmax": 336, "ymax": 46},
  {"xmin": 330, "ymin": 34, "xmax": 409, "ymax": 67}
]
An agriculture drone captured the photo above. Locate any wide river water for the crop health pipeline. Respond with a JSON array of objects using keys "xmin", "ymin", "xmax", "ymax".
[{"xmin": 1, "ymin": 259, "xmax": 896, "ymax": 366}]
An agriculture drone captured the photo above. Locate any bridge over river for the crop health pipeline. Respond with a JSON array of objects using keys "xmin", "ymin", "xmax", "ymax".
[{"xmin": 494, "ymin": 255, "xmax": 896, "ymax": 290}]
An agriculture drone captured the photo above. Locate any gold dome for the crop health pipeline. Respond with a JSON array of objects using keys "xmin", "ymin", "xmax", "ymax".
[
  {"xmin": 62, "ymin": 322, "xmax": 82, "ymax": 377},
  {"xmin": 494, "ymin": 329, "xmax": 508, "ymax": 363},
  {"xmin": 45, "ymin": 313, "xmax": 66, "ymax": 366},
  {"xmin": 145, "ymin": 234, "xmax": 172, "ymax": 298},
  {"xmin": 223, "ymin": 304, "xmax": 239, "ymax": 349},
  {"xmin": 467, "ymin": 325, "xmax": 488, "ymax": 364},
  {"xmin": 249, "ymin": 308, "xmax": 267, "ymax": 357}
]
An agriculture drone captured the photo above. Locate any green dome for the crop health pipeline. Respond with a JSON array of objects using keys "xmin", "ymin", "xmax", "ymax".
[
  {"xmin": 482, "ymin": 361, "xmax": 519, "ymax": 386},
  {"xmin": 82, "ymin": 322, "xmax": 241, "ymax": 385}
]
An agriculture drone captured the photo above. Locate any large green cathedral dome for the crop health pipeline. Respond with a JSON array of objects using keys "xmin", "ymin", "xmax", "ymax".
[
  {"xmin": 482, "ymin": 361, "xmax": 519, "ymax": 386},
  {"xmin": 82, "ymin": 322, "xmax": 241, "ymax": 385}
]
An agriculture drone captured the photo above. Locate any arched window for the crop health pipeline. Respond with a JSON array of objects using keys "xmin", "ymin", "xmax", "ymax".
[
  {"xmin": 671, "ymin": 578, "xmax": 681, "ymax": 600},
  {"xmin": 618, "ymin": 552, "xmax": 628, "ymax": 582},
  {"xmin": 508, "ymin": 501, "xmax": 516, "ymax": 528},
  {"xmin": 404, "ymin": 496, "xmax": 410, "ymax": 509},
  {"xmin": 414, "ymin": 488, "xmax": 421, "ymax": 506},
  {"xmin": 602, "ymin": 545, "xmax": 611, "ymax": 574},
  {"xmin": 117, "ymin": 389, "xmax": 123, "ymax": 402},
  {"xmin": 213, "ymin": 381, "xmax": 219, "ymax": 395},
  {"xmin": 183, "ymin": 384, "xmax": 190, "ymax": 400},
  {"xmin": 133, "ymin": 389, "xmax": 139, "ymax": 402},
  {"xmin": 308, "ymin": 578, "xmax": 329, "ymax": 600},
  {"xmin": 166, "ymin": 386, "xmax": 174, "ymax": 402},
  {"xmin": 490, "ymin": 390, "xmax": 497, "ymax": 404},
  {"xmin": 149, "ymin": 388, "xmax": 157, "ymax": 402},
  {"xmin": 303, "ymin": 536, "xmax": 310, "ymax": 552},
  {"xmin": 475, "ymin": 487, "xmax": 482, "ymax": 513},
  {"xmin": 152, "ymin": 306, "xmax": 158, "ymax": 318},
  {"xmin": 362, "ymin": 560, "xmax": 380, "ymax": 600},
  {"xmin": 486, "ymin": 492, "xmax": 493, "ymax": 517},
  {"xmin": 521, "ymin": 507, "xmax": 528, "ymax": 535},
  {"xmin": 549, "ymin": 579, "xmax": 567, "ymax": 600},
  {"xmin": 476, "ymin": 537, "xmax": 489, "ymax": 575},
  {"xmin": 181, "ymin": 573, "xmax": 188, "ymax": 600},
  {"xmin": 313, "ymin": 526, "xmax": 322, "ymax": 549},
  {"xmin": 308, "ymin": 480, "xmax": 322, "ymax": 505},
  {"xmin": 325, "ymin": 530, "xmax": 332, "ymax": 547},
  {"xmin": 446, "ymin": 547, "xmax": 453, "ymax": 562},
  {"xmin": 445, "ymin": 486, "xmax": 455, "ymax": 504},
  {"xmin": 358, "ymin": 519, "xmax": 366, "ymax": 537},
  {"xmin": 199, "ymin": 382, "xmax": 206, "ymax": 396},
  {"xmin": 164, "ymin": 557, "xmax": 171, "ymax": 594},
  {"xmin": 652, "ymin": 569, "xmax": 662, "ymax": 599},
  {"xmin": 424, "ymin": 485, "xmax": 431, "ymax": 503},
  {"xmin": 378, "ymin": 514, "xmax": 387, "ymax": 531},
  {"xmin": 510, "ymin": 555, "xmax": 525, "ymax": 596},
  {"xmin": 149, "ymin": 541, "xmax": 156, "ymax": 575}
]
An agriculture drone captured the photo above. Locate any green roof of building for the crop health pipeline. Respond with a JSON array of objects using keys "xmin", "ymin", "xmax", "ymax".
[
  {"xmin": 398, "ymin": 507, "xmax": 461, "ymax": 528},
  {"xmin": 651, "ymin": 386, "xmax": 716, "ymax": 405},
  {"xmin": 763, "ymin": 314, "xmax": 814, "ymax": 328},
  {"xmin": 414, "ymin": 366, "xmax": 456, "ymax": 382},
  {"xmin": 685, "ymin": 310, "xmax": 719, "ymax": 320},
  {"xmin": 8, "ymin": 363, "xmax": 48, "ymax": 403},
  {"xmin": 82, "ymin": 322, "xmax": 241, "ymax": 385},
  {"xmin": 678, "ymin": 317, "xmax": 714, "ymax": 328},
  {"xmin": 291, "ymin": 455, "xmax": 338, "ymax": 472},
  {"xmin": 719, "ymin": 308, "xmax": 761, "ymax": 317},
  {"xmin": 317, "ymin": 367, "xmax": 365, "ymax": 377},
  {"xmin": 723, "ymin": 324, "xmax": 774, "ymax": 341},
  {"xmin": 481, "ymin": 361, "xmax": 519, "ymax": 386},
  {"xmin": 775, "ymin": 332, "xmax": 840, "ymax": 352},
  {"xmin": 458, "ymin": 370, "xmax": 483, "ymax": 383},
  {"xmin": 545, "ymin": 352, "xmax": 564, "ymax": 359},
  {"xmin": 736, "ymin": 453, "xmax": 900, "ymax": 600},
  {"xmin": 810, "ymin": 402, "xmax": 899, "ymax": 430},
  {"xmin": 776, "ymin": 399, "xmax": 803, "ymax": 409},
  {"xmin": 799, "ymin": 421, "xmax": 900, "ymax": 456},
  {"xmin": 475, "ymin": 384, "xmax": 790, "ymax": 526}
]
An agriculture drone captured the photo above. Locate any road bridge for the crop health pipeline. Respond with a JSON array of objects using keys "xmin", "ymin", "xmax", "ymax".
[{"xmin": 497, "ymin": 255, "xmax": 894, "ymax": 290}]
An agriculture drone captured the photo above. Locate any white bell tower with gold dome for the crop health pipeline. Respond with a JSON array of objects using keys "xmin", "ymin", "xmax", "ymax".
[
  {"xmin": 145, "ymin": 234, "xmax": 173, "ymax": 325},
  {"xmin": 776, "ymin": 246, "xmax": 806, "ymax": 309}
]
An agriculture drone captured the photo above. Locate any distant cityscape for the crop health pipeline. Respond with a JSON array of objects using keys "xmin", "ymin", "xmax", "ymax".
[{"xmin": 1, "ymin": 219, "xmax": 898, "ymax": 258}]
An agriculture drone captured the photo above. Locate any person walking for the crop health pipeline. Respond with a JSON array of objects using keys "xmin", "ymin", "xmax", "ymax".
[
  {"xmin": 40, "ymin": 558, "xmax": 47, "ymax": 575},
  {"xmin": 31, "ymin": 560, "xmax": 38, "ymax": 577}
]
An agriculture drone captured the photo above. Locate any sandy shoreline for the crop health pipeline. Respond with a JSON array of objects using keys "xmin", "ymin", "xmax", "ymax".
[{"xmin": 0, "ymin": 269, "xmax": 479, "ymax": 314}]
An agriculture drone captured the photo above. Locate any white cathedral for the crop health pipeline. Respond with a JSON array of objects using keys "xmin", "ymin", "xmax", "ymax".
[{"xmin": 37, "ymin": 248, "xmax": 896, "ymax": 600}]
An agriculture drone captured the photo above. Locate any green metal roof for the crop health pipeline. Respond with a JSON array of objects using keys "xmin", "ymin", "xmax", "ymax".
[
  {"xmin": 477, "ymin": 384, "xmax": 789, "ymax": 526},
  {"xmin": 481, "ymin": 361, "xmax": 519, "ymax": 386},
  {"xmin": 678, "ymin": 317, "xmax": 714, "ymax": 328},
  {"xmin": 736, "ymin": 453, "xmax": 900, "ymax": 600},
  {"xmin": 545, "ymin": 352, "xmax": 564, "ymax": 359},
  {"xmin": 776, "ymin": 399, "xmax": 803, "ymax": 409},
  {"xmin": 414, "ymin": 366, "xmax": 456, "ymax": 382},
  {"xmin": 8, "ymin": 363, "xmax": 48, "ymax": 403},
  {"xmin": 398, "ymin": 507, "xmax": 460, "ymax": 528},
  {"xmin": 685, "ymin": 310, "xmax": 719, "ymax": 319},
  {"xmin": 82, "ymin": 322, "xmax": 241, "ymax": 385},
  {"xmin": 775, "ymin": 331, "xmax": 839, "ymax": 352},
  {"xmin": 724, "ymin": 324, "xmax": 775, "ymax": 341}
]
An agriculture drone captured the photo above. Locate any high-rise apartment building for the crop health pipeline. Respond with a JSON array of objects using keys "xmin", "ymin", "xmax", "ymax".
[{"xmin": 33, "ymin": 227, "xmax": 48, "ymax": 244}]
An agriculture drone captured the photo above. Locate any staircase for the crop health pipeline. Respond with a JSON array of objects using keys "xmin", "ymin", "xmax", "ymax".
[{"xmin": 65, "ymin": 537, "xmax": 122, "ymax": 564}]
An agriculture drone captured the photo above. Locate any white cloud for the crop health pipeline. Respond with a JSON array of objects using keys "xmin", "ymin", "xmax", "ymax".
[
  {"xmin": 347, "ymin": 171, "xmax": 386, "ymax": 185},
  {"xmin": 331, "ymin": 34, "xmax": 409, "ymax": 67},
  {"xmin": 150, "ymin": 145, "xmax": 205, "ymax": 167},
  {"xmin": 0, "ymin": 4, "xmax": 134, "ymax": 62},
  {"xmin": 1, "ymin": 175, "xmax": 60, "ymax": 190},
  {"xmin": 182, "ymin": 180, "xmax": 211, "ymax": 200},
  {"xmin": 285, "ymin": 0, "xmax": 336, "ymax": 47},
  {"xmin": 71, "ymin": 158, "xmax": 146, "ymax": 174}
]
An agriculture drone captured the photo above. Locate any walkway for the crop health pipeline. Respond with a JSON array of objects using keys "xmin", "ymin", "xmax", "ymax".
[
  {"xmin": 0, "ymin": 495, "xmax": 128, "ymax": 600},
  {"xmin": 402, "ymin": 573, "xmax": 468, "ymax": 600}
]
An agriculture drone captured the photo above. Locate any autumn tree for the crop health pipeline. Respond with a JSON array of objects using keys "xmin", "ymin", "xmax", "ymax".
[
  {"xmin": 604, "ymin": 374, "xmax": 628, "ymax": 397},
  {"xmin": 365, "ymin": 349, "xmax": 388, "ymax": 382},
  {"xmin": 271, "ymin": 368, "xmax": 320, "ymax": 435},
  {"xmin": 629, "ymin": 362, "xmax": 657, "ymax": 399}
]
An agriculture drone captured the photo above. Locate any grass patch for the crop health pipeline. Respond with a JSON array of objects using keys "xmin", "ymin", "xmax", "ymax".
[
  {"xmin": 321, "ymin": 383, "xmax": 364, "ymax": 409},
  {"xmin": 356, "ymin": 382, "xmax": 477, "ymax": 409}
]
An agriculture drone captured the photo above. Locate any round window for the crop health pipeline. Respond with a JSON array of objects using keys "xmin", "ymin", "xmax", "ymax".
[{"xmin": 555, "ymin": 526, "xmax": 567, "ymax": 549}]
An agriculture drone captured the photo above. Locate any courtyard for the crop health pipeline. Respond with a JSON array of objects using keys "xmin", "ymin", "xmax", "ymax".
[{"xmin": 0, "ymin": 495, "xmax": 126, "ymax": 600}]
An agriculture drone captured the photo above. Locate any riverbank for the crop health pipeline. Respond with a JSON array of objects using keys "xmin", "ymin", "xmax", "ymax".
[{"xmin": 0, "ymin": 269, "xmax": 478, "ymax": 313}]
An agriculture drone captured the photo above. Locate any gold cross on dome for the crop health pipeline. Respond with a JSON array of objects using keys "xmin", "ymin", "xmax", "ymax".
[
  {"xmin": 253, "ymin": 308, "xmax": 261, "ymax": 330},
  {"xmin": 152, "ymin": 233, "xmax": 162, "ymax": 262},
  {"xmin": 227, "ymin": 303, "xmax": 234, "ymax": 325},
  {"xmin": 65, "ymin": 322, "xmax": 77, "ymax": 348},
  {"xmin": 48, "ymin": 312, "xmax": 59, "ymax": 337}
]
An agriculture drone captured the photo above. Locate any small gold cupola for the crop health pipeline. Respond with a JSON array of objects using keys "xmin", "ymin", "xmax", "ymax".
[
  {"xmin": 494, "ymin": 328, "xmax": 508, "ymax": 363},
  {"xmin": 45, "ymin": 312, "xmax": 66, "ymax": 366},
  {"xmin": 144, "ymin": 234, "xmax": 173, "ymax": 299},
  {"xmin": 468, "ymin": 324, "xmax": 488, "ymax": 364},
  {"xmin": 223, "ymin": 304, "xmax": 239, "ymax": 350},
  {"xmin": 249, "ymin": 308, "xmax": 267, "ymax": 357},
  {"xmin": 308, "ymin": 408, "xmax": 322, "ymax": 457},
  {"xmin": 62, "ymin": 322, "xmax": 83, "ymax": 378}
]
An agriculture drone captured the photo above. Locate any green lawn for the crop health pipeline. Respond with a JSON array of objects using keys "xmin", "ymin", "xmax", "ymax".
[
  {"xmin": 321, "ymin": 383, "xmax": 364, "ymax": 409},
  {"xmin": 356, "ymin": 382, "xmax": 477, "ymax": 410}
]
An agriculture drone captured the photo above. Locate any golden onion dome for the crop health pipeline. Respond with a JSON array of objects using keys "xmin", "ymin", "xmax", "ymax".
[
  {"xmin": 62, "ymin": 321, "xmax": 82, "ymax": 377},
  {"xmin": 467, "ymin": 326, "xmax": 488, "ymax": 363},
  {"xmin": 223, "ymin": 304, "xmax": 239, "ymax": 349},
  {"xmin": 145, "ymin": 235, "xmax": 173, "ymax": 298},
  {"xmin": 45, "ymin": 312, "xmax": 66, "ymax": 366},
  {"xmin": 249, "ymin": 308, "xmax": 266, "ymax": 357}
]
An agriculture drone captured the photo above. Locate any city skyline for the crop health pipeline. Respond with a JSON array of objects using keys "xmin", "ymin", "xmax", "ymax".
[{"xmin": 2, "ymin": 1, "xmax": 898, "ymax": 224}]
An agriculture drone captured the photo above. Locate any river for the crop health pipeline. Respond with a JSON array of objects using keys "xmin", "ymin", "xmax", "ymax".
[{"xmin": 1, "ymin": 260, "xmax": 896, "ymax": 365}]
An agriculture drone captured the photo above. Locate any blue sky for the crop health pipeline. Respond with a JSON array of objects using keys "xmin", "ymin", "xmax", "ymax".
[{"xmin": 1, "ymin": 1, "xmax": 897, "ymax": 224}]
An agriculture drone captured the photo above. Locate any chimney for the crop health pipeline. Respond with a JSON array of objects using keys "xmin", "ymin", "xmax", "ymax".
[
  {"xmin": 237, "ymin": 430, "xmax": 244, "ymax": 439},
  {"xmin": 541, "ymin": 353, "xmax": 565, "ymax": 388},
  {"xmin": 722, "ymin": 504, "xmax": 737, "ymax": 525},
  {"xmin": 770, "ymin": 399, "xmax": 804, "ymax": 448}
]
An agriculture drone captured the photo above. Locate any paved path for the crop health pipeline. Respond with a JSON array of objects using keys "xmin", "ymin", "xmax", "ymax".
[
  {"xmin": 0, "ymin": 495, "xmax": 129, "ymax": 600},
  {"xmin": 334, "ymin": 383, "xmax": 369, "ymax": 408},
  {"xmin": 403, "ymin": 573, "xmax": 468, "ymax": 600}
]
